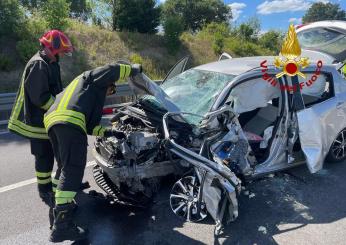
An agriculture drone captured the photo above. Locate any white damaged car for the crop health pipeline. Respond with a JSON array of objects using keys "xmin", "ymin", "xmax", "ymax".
[{"xmin": 92, "ymin": 21, "xmax": 346, "ymax": 231}]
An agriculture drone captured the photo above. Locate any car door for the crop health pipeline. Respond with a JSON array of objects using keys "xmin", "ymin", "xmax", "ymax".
[
  {"xmin": 294, "ymin": 68, "xmax": 345, "ymax": 173},
  {"xmin": 162, "ymin": 56, "xmax": 190, "ymax": 83}
]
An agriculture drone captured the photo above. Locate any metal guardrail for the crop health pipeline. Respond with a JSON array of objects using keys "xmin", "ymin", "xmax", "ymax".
[
  {"xmin": 0, "ymin": 81, "xmax": 162, "ymax": 130},
  {"xmin": 0, "ymin": 93, "xmax": 16, "ymax": 111}
]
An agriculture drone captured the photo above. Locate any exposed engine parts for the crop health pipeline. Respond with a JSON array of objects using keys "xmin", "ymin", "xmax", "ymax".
[{"xmin": 94, "ymin": 103, "xmax": 190, "ymax": 206}]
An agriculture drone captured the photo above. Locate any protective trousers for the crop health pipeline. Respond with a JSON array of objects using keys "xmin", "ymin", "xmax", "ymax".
[
  {"xmin": 48, "ymin": 124, "xmax": 87, "ymax": 205},
  {"xmin": 30, "ymin": 139, "xmax": 55, "ymax": 193}
]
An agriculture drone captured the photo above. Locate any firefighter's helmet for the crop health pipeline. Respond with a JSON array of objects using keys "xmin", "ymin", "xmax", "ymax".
[{"xmin": 39, "ymin": 30, "xmax": 73, "ymax": 56}]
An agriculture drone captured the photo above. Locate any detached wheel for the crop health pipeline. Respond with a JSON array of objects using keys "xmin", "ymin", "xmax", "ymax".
[
  {"xmin": 327, "ymin": 129, "xmax": 346, "ymax": 162},
  {"xmin": 169, "ymin": 176, "xmax": 207, "ymax": 222}
]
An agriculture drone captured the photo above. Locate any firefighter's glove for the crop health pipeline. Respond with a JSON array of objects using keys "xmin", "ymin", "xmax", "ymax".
[{"xmin": 130, "ymin": 64, "xmax": 142, "ymax": 77}]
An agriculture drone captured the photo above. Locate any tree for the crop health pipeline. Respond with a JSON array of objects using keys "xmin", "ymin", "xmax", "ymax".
[
  {"xmin": 235, "ymin": 17, "xmax": 261, "ymax": 41},
  {"xmin": 259, "ymin": 30, "xmax": 283, "ymax": 53},
  {"xmin": 68, "ymin": 0, "xmax": 92, "ymax": 20},
  {"xmin": 41, "ymin": 0, "xmax": 70, "ymax": 30},
  {"xmin": 0, "ymin": 0, "xmax": 24, "ymax": 36},
  {"xmin": 163, "ymin": 16, "xmax": 184, "ymax": 54},
  {"xmin": 199, "ymin": 22, "xmax": 231, "ymax": 55},
  {"xmin": 111, "ymin": 0, "xmax": 161, "ymax": 33},
  {"xmin": 20, "ymin": 0, "xmax": 91, "ymax": 21},
  {"xmin": 19, "ymin": 0, "xmax": 44, "ymax": 9},
  {"xmin": 163, "ymin": 0, "xmax": 231, "ymax": 32},
  {"xmin": 302, "ymin": 2, "xmax": 346, "ymax": 23}
]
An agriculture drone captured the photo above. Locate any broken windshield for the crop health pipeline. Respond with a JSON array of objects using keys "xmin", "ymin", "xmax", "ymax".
[{"xmin": 142, "ymin": 69, "xmax": 235, "ymax": 124}]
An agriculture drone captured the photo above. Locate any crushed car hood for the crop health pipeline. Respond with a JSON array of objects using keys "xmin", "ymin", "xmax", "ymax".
[{"xmin": 128, "ymin": 73, "xmax": 180, "ymax": 112}]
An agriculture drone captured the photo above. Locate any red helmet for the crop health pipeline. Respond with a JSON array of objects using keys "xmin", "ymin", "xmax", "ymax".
[{"xmin": 39, "ymin": 30, "xmax": 73, "ymax": 56}]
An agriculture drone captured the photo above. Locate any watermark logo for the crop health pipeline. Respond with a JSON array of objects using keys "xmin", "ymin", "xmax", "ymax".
[{"xmin": 260, "ymin": 24, "xmax": 323, "ymax": 92}]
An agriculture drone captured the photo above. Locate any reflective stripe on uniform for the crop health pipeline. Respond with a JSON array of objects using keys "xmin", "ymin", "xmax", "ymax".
[
  {"xmin": 44, "ymin": 109, "xmax": 86, "ymax": 133},
  {"xmin": 8, "ymin": 119, "xmax": 48, "ymax": 139},
  {"xmin": 92, "ymin": 125, "xmax": 106, "ymax": 136},
  {"xmin": 36, "ymin": 171, "xmax": 52, "ymax": 185},
  {"xmin": 45, "ymin": 76, "xmax": 87, "ymax": 133},
  {"xmin": 37, "ymin": 177, "xmax": 52, "ymax": 184},
  {"xmin": 36, "ymin": 171, "xmax": 52, "ymax": 178},
  {"xmin": 11, "ymin": 119, "xmax": 46, "ymax": 133},
  {"xmin": 55, "ymin": 190, "xmax": 76, "ymax": 205},
  {"xmin": 41, "ymin": 96, "xmax": 55, "ymax": 111},
  {"xmin": 57, "ymin": 76, "xmax": 81, "ymax": 111},
  {"xmin": 119, "ymin": 64, "xmax": 131, "ymax": 80},
  {"xmin": 124, "ymin": 65, "xmax": 131, "ymax": 77},
  {"xmin": 8, "ymin": 64, "xmax": 49, "ymax": 139},
  {"xmin": 10, "ymin": 76, "xmax": 25, "ymax": 121}
]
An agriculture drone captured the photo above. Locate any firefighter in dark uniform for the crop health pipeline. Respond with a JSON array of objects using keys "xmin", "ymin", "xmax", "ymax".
[
  {"xmin": 8, "ymin": 30, "xmax": 73, "ymax": 224},
  {"xmin": 44, "ymin": 62, "xmax": 142, "ymax": 242}
]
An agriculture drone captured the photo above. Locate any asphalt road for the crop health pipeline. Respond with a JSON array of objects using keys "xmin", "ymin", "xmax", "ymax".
[{"xmin": 1, "ymin": 131, "xmax": 346, "ymax": 245}]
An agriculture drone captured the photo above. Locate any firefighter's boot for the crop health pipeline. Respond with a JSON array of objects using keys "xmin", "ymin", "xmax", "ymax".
[
  {"xmin": 49, "ymin": 203, "xmax": 88, "ymax": 243},
  {"xmin": 39, "ymin": 191, "xmax": 55, "ymax": 229}
]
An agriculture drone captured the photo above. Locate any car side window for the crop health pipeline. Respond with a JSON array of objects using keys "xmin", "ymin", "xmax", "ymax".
[
  {"xmin": 299, "ymin": 73, "xmax": 334, "ymax": 107},
  {"xmin": 226, "ymin": 77, "xmax": 281, "ymax": 114}
]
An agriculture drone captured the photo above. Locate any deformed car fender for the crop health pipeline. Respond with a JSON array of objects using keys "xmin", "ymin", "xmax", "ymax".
[
  {"xmin": 163, "ymin": 112, "xmax": 241, "ymax": 227},
  {"xmin": 297, "ymin": 93, "xmax": 346, "ymax": 173}
]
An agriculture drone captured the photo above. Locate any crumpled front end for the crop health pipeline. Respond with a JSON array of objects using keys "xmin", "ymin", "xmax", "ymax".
[{"xmin": 163, "ymin": 108, "xmax": 247, "ymax": 229}]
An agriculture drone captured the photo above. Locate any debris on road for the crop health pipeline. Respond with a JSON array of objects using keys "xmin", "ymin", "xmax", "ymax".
[
  {"xmin": 249, "ymin": 193, "xmax": 256, "ymax": 199},
  {"xmin": 258, "ymin": 226, "xmax": 267, "ymax": 234}
]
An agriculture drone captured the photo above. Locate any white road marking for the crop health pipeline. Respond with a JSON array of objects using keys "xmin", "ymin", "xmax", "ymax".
[{"xmin": 0, "ymin": 161, "xmax": 96, "ymax": 194}]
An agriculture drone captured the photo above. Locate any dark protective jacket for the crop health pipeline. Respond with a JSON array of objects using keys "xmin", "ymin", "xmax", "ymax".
[
  {"xmin": 8, "ymin": 51, "xmax": 62, "ymax": 139},
  {"xmin": 44, "ymin": 63, "xmax": 132, "ymax": 136}
]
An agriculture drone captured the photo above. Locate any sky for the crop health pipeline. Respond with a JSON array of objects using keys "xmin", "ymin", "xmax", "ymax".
[{"xmin": 158, "ymin": 0, "xmax": 346, "ymax": 31}]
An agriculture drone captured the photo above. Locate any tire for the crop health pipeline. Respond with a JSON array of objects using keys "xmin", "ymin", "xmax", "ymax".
[{"xmin": 326, "ymin": 128, "xmax": 346, "ymax": 162}]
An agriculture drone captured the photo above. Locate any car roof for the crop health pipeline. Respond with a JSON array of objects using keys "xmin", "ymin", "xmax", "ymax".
[
  {"xmin": 296, "ymin": 20, "xmax": 346, "ymax": 33},
  {"xmin": 194, "ymin": 50, "xmax": 336, "ymax": 75}
]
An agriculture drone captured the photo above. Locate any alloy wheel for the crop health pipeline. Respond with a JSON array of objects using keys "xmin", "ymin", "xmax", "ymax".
[{"xmin": 170, "ymin": 176, "xmax": 207, "ymax": 222}]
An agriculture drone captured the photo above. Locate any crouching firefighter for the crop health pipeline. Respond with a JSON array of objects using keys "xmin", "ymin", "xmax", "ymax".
[
  {"xmin": 7, "ymin": 30, "xmax": 73, "ymax": 227},
  {"xmin": 44, "ymin": 62, "xmax": 142, "ymax": 242}
]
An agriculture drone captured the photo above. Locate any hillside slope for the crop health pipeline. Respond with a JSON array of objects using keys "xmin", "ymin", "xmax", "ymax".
[{"xmin": 0, "ymin": 21, "xmax": 275, "ymax": 92}]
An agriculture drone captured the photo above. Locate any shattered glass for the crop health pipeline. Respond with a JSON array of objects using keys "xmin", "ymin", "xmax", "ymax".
[{"xmin": 158, "ymin": 69, "xmax": 235, "ymax": 124}]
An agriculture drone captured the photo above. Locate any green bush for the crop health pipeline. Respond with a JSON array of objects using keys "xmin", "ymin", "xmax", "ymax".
[
  {"xmin": 17, "ymin": 14, "xmax": 48, "ymax": 40},
  {"xmin": 163, "ymin": 16, "xmax": 184, "ymax": 54},
  {"xmin": 213, "ymin": 33, "xmax": 224, "ymax": 55},
  {"xmin": 130, "ymin": 53, "xmax": 144, "ymax": 64},
  {"xmin": 0, "ymin": 0, "xmax": 24, "ymax": 36},
  {"xmin": 130, "ymin": 53, "xmax": 164, "ymax": 80},
  {"xmin": 225, "ymin": 39, "xmax": 270, "ymax": 57},
  {"xmin": 15, "ymin": 14, "xmax": 48, "ymax": 63},
  {"xmin": 16, "ymin": 40, "xmax": 38, "ymax": 63},
  {"xmin": 0, "ymin": 53, "xmax": 14, "ymax": 71},
  {"xmin": 199, "ymin": 22, "xmax": 230, "ymax": 38},
  {"xmin": 198, "ymin": 22, "xmax": 230, "ymax": 55},
  {"xmin": 42, "ymin": 0, "xmax": 70, "ymax": 30},
  {"xmin": 259, "ymin": 30, "xmax": 283, "ymax": 54}
]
